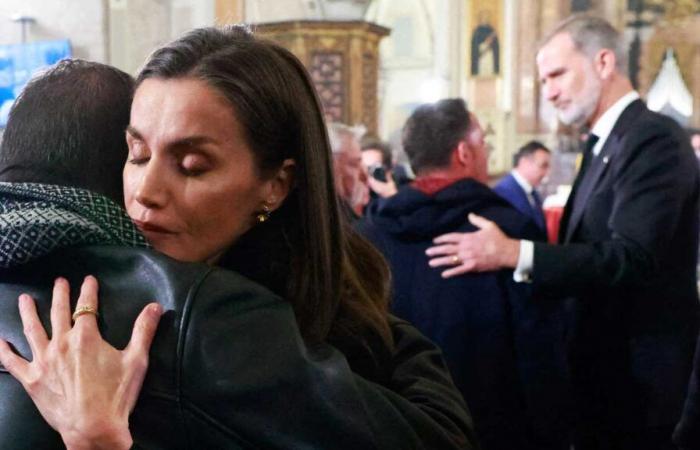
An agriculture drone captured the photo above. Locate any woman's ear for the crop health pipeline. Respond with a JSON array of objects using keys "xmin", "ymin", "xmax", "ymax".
[{"xmin": 264, "ymin": 158, "xmax": 296, "ymax": 212}]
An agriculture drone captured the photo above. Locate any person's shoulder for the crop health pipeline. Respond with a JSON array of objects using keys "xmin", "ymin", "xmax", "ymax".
[
  {"xmin": 64, "ymin": 245, "xmax": 213, "ymax": 288},
  {"xmin": 623, "ymin": 103, "xmax": 683, "ymax": 141},
  {"xmin": 478, "ymin": 197, "xmax": 544, "ymax": 241},
  {"xmin": 616, "ymin": 106, "xmax": 691, "ymax": 161},
  {"xmin": 493, "ymin": 173, "xmax": 513, "ymax": 192},
  {"xmin": 494, "ymin": 175, "xmax": 524, "ymax": 204}
]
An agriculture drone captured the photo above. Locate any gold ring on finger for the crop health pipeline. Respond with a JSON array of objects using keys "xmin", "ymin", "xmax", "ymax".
[
  {"xmin": 451, "ymin": 255, "xmax": 461, "ymax": 265},
  {"xmin": 72, "ymin": 305, "xmax": 99, "ymax": 322}
]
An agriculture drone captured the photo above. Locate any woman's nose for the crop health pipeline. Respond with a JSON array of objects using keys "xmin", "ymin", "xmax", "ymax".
[{"xmin": 134, "ymin": 161, "xmax": 166, "ymax": 209}]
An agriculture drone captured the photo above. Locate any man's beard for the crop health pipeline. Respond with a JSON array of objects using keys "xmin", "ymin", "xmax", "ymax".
[{"xmin": 557, "ymin": 65, "xmax": 601, "ymax": 127}]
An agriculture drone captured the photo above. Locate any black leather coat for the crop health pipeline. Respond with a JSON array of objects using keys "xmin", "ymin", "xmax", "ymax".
[{"xmin": 0, "ymin": 246, "xmax": 477, "ymax": 449}]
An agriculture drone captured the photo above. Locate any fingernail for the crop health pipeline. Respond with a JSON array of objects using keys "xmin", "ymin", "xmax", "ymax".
[
  {"xmin": 150, "ymin": 304, "xmax": 162, "ymax": 316},
  {"xmin": 55, "ymin": 277, "xmax": 66, "ymax": 285},
  {"xmin": 18, "ymin": 294, "xmax": 30, "ymax": 303}
]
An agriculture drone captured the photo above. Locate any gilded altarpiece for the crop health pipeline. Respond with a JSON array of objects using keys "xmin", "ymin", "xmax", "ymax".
[{"xmin": 255, "ymin": 21, "xmax": 389, "ymax": 135}]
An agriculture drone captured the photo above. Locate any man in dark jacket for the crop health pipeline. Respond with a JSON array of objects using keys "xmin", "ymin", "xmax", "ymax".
[
  {"xmin": 427, "ymin": 16, "xmax": 700, "ymax": 450},
  {"xmin": 359, "ymin": 98, "xmax": 570, "ymax": 450},
  {"xmin": 0, "ymin": 60, "xmax": 477, "ymax": 449}
]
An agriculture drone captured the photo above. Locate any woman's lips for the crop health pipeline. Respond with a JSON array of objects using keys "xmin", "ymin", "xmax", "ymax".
[{"xmin": 131, "ymin": 219, "xmax": 176, "ymax": 234}]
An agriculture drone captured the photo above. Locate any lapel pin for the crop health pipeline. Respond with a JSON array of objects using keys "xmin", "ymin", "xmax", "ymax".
[{"xmin": 603, "ymin": 156, "xmax": 609, "ymax": 164}]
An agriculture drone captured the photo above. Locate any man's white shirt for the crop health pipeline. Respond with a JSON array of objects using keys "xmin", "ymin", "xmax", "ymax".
[{"xmin": 511, "ymin": 169, "xmax": 537, "ymax": 208}]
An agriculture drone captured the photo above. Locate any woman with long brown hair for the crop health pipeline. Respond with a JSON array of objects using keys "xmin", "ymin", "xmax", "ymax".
[{"xmin": 0, "ymin": 26, "xmax": 475, "ymax": 449}]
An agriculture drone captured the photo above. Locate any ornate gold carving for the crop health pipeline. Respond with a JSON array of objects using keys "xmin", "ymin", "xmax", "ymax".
[{"xmin": 255, "ymin": 21, "xmax": 389, "ymax": 135}]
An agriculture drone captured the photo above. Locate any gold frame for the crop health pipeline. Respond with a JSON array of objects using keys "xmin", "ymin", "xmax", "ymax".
[{"xmin": 467, "ymin": 0, "xmax": 503, "ymax": 79}]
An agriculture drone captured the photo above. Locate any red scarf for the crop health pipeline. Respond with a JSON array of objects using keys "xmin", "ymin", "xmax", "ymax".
[{"xmin": 412, "ymin": 175, "xmax": 466, "ymax": 196}]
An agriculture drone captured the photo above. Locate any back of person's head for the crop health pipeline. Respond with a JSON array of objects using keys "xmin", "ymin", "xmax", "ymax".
[
  {"xmin": 0, "ymin": 59, "xmax": 134, "ymax": 203},
  {"xmin": 541, "ymin": 14, "xmax": 627, "ymax": 73},
  {"xmin": 402, "ymin": 98, "xmax": 470, "ymax": 175},
  {"xmin": 138, "ymin": 25, "xmax": 391, "ymax": 346},
  {"xmin": 360, "ymin": 136, "xmax": 393, "ymax": 168},
  {"xmin": 513, "ymin": 140, "xmax": 550, "ymax": 167}
]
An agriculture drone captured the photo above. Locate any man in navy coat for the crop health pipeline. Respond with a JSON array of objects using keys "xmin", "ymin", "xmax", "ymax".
[
  {"xmin": 427, "ymin": 15, "xmax": 699, "ymax": 450},
  {"xmin": 359, "ymin": 98, "xmax": 570, "ymax": 450},
  {"xmin": 494, "ymin": 141, "xmax": 551, "ymax": 233}
]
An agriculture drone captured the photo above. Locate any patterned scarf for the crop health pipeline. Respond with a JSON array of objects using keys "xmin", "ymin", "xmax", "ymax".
[{"xmin": 0, "ymin": 182, "xmax": 149, "ymax": 268}]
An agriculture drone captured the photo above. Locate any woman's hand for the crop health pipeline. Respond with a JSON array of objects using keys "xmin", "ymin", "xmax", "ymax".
[{"xmin": 0, "ymin": 276, "xmax": 162, "ymax": 450}]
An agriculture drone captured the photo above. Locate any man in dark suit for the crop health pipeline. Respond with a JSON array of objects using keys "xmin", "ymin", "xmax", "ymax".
[
  {"xmin": 360, "ymin": 98, "xmax": 570, "ymax": 450},
  {"xmin": 426, "ymin": 15, "xmax": 700, "ymax": 450},
  {"xmin": 494, "ymin": 141, "xmax": 551, "ymax": 233}
]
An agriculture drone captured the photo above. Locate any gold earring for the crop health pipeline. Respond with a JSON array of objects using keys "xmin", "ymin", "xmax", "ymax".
[{"xmin": 256, "ymin": 204, "xmax": 271, "ymax": 223}]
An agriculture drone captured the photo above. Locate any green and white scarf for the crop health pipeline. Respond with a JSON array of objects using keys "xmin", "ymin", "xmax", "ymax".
[{"xmin": 0, "ymin": 182, "xmax": 149, "ymax": 268}]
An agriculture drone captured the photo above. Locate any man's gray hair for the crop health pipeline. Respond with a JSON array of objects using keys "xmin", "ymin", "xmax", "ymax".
[
  {"xmin": 327, "ymin": 122, "xmax": 366, "ymax": 155},
  {"xmin": 540, "ymin": 14, "xmax": 628, "ymax": 73}
]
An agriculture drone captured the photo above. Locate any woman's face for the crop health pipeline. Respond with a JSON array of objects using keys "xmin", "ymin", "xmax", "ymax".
[{"xmin": 124, "ymin": 77, "xmax": 287, "ymax": 263}]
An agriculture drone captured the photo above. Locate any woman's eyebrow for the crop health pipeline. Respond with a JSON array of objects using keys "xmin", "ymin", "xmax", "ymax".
[
  {"xmin": 171, "ymin": 136, "xmax": 218, "ymax": 148},
  {"xmin": 126, "ymin": 126, "xmax": 217, "ymax": 148},
  {"xmin": 125, "ymin": 125, "xmax": 143, "ymax": 140}
]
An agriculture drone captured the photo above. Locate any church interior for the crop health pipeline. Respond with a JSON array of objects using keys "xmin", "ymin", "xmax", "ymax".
[{"xmin": 4, "ymin": 2, "xmax": 700, "ymax": 449}]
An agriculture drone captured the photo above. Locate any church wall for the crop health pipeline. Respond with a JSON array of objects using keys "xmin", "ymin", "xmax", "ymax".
[{"xmin": 0, "ymin": 0, "xmax": 109, "ymax": 62}]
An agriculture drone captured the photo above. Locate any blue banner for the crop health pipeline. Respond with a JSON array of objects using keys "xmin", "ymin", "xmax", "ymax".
[{"xmin": 0, "ymin": 39, "xmax": 72, "ymax": 127}]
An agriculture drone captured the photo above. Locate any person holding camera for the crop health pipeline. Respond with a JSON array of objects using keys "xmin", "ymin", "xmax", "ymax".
[{"xmin": 361, "ymin": 137, "xmax": 399, "ymax": 200}]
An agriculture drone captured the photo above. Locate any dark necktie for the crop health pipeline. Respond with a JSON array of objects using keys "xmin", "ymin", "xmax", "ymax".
[
  {"xmin": 559, "ymin": 133, "xmax": 599, "ymax": 241},
  {"xmin": 531, "ymin": 189, "xmax": 542, "ymax": 209},
  {"xmin": 578, "ymin": 133, "xmax": 599, "ymax": 181}
]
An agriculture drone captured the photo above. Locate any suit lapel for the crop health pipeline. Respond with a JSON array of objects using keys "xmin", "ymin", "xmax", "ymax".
[
  {"xmin": 508, "ymin": 174, "xmax": 545, "ymax": 229},
  {"xmin": 563, "ymin": 138, "xmax": 615, "ymax": 242},
  {"xmin": 510, "ymin": 175, "xmax": 532, "ymax": 214},
  {"xmin": 561, "ymin": 100, "xmax": 646, "ymax": 243}
]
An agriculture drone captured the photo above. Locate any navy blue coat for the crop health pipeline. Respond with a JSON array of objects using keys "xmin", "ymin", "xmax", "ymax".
[
  {"xmin": 494, "ymin": 172, "xmax": 546, "ymax": 232},
  {"xmin": 359, "ymin": 178, "xmax": 571, "ymax": 450}
]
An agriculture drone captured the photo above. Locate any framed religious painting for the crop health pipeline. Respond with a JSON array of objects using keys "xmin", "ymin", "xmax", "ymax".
[{"xmin": 467, "ymin": 0, "xmax": 503, "ymax": 78}]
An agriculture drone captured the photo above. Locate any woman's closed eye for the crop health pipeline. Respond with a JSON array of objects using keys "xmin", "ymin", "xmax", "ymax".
[
  {"xmin": 126, "ymin": 138, "xmax": 150, "ymax": 165},
  {"xmin": 127, "ymin": 149, "xmax": 150, "ymax": 165},
  {"xmin": 179, "ymin": 153, "xmax": 210, "ymax": 176},
  {"xmin": 127, "ymin": 155, "xmax": 150, "ymax": 165}
]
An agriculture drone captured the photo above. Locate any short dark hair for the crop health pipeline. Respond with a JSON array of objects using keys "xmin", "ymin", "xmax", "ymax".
[
  {"xmin": 360, "ymin": 136, "xmax": 392, "ymax": 167},
  {"xmin": 513, "ymin": 140, "xmax": 550, "ymax": 167},
  {"xmin": 0, "ymin": 59, "xmax": 134, "ymax": 204},
  {"xmin": 402, "ymin": 98, "xmax": 470, "ymax": 175}
]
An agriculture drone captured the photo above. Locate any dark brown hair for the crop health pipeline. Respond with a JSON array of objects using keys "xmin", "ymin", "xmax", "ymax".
[
  {"xmin": 402, "ymin": 98, "xmax": 470, "ymax": 175},
  {"xmin": 0, "ymin": 59, "xmax": 133, "ymax": 203},
  {"xmin": 137, "ymin": 25, "xmax": 392, "ymax": 347},
  {"xmin": 513, "ymin": 140, "xmax": 550, "ymax": 167}
]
